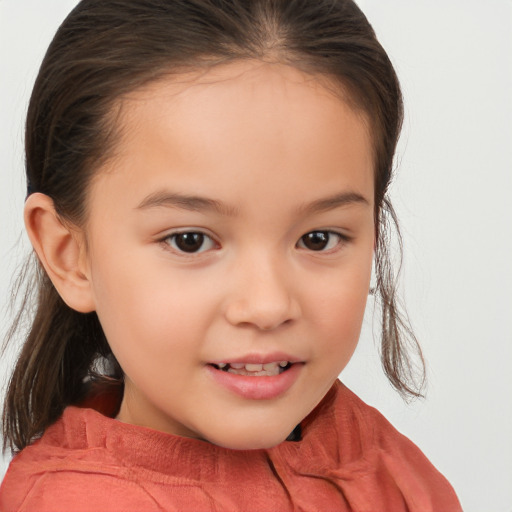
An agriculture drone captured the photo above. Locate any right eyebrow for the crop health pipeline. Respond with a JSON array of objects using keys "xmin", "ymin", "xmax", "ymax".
[{"xmin": 136, "ymin": 190, "xmax": 239, "ymax": 216}]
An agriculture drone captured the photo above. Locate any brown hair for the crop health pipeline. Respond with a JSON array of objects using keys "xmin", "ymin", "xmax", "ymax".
[{"xmin": 3, "ymin": 0, "xmax": 424, "ymax": 453}]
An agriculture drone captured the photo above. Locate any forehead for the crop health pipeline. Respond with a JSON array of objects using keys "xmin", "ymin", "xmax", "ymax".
[
  {"xmin": 115, "ymin": 60, "xmax": 371, "ymax": 151},
  {"xmin": 90, "ymin": 60, "xmax": 374, "ymax": 217}
]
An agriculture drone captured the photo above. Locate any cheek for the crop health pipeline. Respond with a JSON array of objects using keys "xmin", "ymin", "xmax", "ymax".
[
  {"xmin": 312, "ymin": 257, "xmax": 372, "ymax": 355},
  {"xmin": 318, "ymin": 288, "xmax": 369, "ymax": 350},
  {"xmin": 89, "ymin": 248, "xmax": 211, "ymax": 361}
]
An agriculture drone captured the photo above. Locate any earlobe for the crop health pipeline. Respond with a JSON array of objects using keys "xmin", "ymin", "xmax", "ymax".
[{"xmin": 24, "ymin": 193, "xmax": 95, "ymax": 313}]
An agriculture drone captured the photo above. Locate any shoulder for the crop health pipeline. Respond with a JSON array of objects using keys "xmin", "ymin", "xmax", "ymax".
[
  {"xmin": 329, "ymin": 381, "xmax": 463, "ymax": 510},
  {"xmin": 0, "ymin": 464, "xmax": 157, "ymax": 512},
  {"xmin": 0, "ymin": 407, "xmax": 160, "ymax": 512},
  {"xmin": 333, "ymin": 382, "xmax": 440, "ymax": 466}
]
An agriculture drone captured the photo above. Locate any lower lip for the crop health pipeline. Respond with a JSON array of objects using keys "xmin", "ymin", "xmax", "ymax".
[{"xmin": 206, "ymin": 363, "xmax": 302, "ymax": 400}]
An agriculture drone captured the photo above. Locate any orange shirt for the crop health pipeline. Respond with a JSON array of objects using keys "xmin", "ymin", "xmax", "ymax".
[{"xmin": 0, "ymin": 381, "xmax": 462, "ymax": 511}]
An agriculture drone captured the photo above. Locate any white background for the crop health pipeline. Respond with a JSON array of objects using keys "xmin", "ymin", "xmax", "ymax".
[{"xmin": 1, "ymin": 1, "xmax": 511, "ymax": 510}]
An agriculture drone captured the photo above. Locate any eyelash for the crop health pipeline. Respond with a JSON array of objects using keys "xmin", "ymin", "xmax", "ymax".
[{"xmin": 160, "ymin": 230, "xmax": 349, "ymax": 255}]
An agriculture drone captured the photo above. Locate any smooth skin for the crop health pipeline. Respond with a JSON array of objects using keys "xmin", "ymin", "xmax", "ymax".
[{"xmin": 25, "ymin": 60, "xmax": 375, "ymax": 450}]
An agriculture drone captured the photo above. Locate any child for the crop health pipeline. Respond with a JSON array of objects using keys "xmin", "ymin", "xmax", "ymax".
[{"xmin": 1, "ymin": 0, "xmax": 462, "ymax": 510}]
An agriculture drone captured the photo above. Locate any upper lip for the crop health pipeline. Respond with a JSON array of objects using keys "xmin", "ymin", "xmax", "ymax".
[{"xmin": 208, "ymin": 352, "xmax": 303, "ymax": 365}]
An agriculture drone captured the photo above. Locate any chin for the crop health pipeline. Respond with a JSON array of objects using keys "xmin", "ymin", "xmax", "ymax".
[{"xmin": 205, "ymin": 425, "xmax": 296, "ymax": 451}]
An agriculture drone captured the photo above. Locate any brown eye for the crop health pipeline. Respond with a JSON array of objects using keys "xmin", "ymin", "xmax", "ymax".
[
  {"xmin": 166, "ymin": 232, "xmax": 215, "ymax": 253},
  {"xmin": 298, "ymin": 231, "xmax": 342, "ymax": 251}
]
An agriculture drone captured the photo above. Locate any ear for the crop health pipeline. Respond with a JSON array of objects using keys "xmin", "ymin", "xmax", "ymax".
[{"xmin": 24, "ymin": 193, "xmax": 95, "ymax": 313}]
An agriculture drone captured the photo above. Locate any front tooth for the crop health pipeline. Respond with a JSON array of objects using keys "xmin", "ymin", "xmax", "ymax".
[
  {"xmin": 230, "ymin": 363, "xmax": 245, "ymax": 369},
  {"xmin": 263, "ymin": 362, "xmax": 279, "ymax": 371},
  {"xmin": 279, "ymin": 361, "xmax": 289, "ymax": 368},
  {"xmin": 245, "ymin": 363, "xmax": 263, "ymax": 372}
]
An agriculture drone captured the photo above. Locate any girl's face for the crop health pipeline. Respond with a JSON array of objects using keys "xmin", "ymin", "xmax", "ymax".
[{"xmin": 82, "ymin": 61, "xmax": 375, "ymax": 449}]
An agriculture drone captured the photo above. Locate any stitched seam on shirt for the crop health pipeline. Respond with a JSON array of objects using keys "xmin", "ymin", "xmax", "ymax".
[
  {"xmin": 264, "ymin": 453, "xmax": 294, "ymax": 511},
  {"xmin": 6, "ymin": 473, "xmax": 40, "ymax": 511},
  {"xmin": 106, "ymin": 442, "xmax": 215, "ymax": 509}
]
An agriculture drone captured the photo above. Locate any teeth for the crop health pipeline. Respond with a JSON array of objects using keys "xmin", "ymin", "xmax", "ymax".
[
  {"xmin": 214, "ymin": 361, "xmax": 291, "ymax": 374},
  {"xmin": 245, "ymin": 363, "xmax": 263, "ymax": 372},
  {"xmin": 228, "ymin": 367, "xmax": 280, "ymax": 377}
]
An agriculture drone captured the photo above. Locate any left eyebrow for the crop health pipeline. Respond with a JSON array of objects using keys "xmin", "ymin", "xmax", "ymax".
[{"xmin": 298, "ymin": 191, "xmax": 370, "ymax": 215}]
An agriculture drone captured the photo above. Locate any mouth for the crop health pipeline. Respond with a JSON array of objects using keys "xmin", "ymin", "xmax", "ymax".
[
  {"xmin": 209, "ymin": 361, "xmax": 292, "ymax": 377},
  {"xmin": 207, "ymin": 359, "xmax": 302, "ymax": 400}
]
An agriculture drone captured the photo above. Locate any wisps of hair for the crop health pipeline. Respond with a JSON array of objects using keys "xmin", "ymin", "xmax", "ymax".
[
  {"xmin": 375, "ymin": 197, "xmax": 426, "ymax": 400},
  {"xmin": 2, "ymin": 257, "xmax": 121, "ymax": 452}
]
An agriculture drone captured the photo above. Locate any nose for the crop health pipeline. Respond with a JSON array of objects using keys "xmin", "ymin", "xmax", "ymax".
[{"xmin": 223, "ymin": 252, "xmax": 301, "ymax": 331}]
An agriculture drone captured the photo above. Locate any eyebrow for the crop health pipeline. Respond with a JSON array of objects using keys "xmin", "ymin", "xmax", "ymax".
[
  {"xmin": 136, "ymin": 190, "xmax": 370, "ymax": 216},
  {"xmin": 136, "ymin": 191, "xmax": 239, "ymax": 216},
  {"xmin": 298, "ymin": 191, "xmax": 370, "ymax": 215}
]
